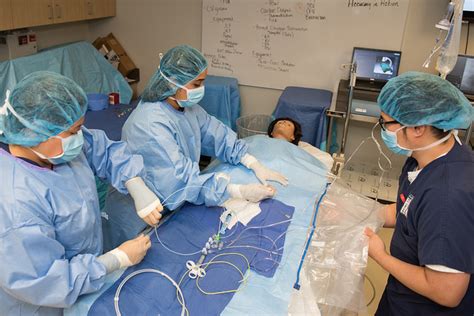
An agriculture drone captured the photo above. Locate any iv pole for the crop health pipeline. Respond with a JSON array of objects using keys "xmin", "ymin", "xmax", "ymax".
[{"xmin": 330, "ymin": 62, "xmax": 357, "ymax": 176}]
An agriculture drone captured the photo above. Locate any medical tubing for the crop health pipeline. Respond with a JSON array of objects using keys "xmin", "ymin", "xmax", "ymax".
[
  {"xmin": 293, "ymin": 185, "xmax": 328, "ymax": 290},
  {"xmin": 160, "ymin": 185, "xmax": 226, "ymax": 208},
  {"xmin": 365, "ymin": 274, "xmax": 376, "ymax": 307},
  {"xmin": 329, "ymin": 125, "xmax": 389, "ymax": 232},
  {"xmin": 423, "ymin": 29, "xmax": 448, "ymax": 68},
  {"xmin": 322, "ymin": 122, "xmax": 390, "ymax": 230},
  {"xmin": 226, "ymin": 233, "xmax": 279, "ymax": 251},
  {"xmin": 195, "ymin": 261, "xmax": 247, "ymax": 295},
  {"xmin": 116, "ymin": 164, "xmax": 328, "ymax": 311},
  {"xmin": 114, "ymin": 268, "xmax": 187, "ymax": 316},
  {"xmin": 224, "ymin": 245, "xmax": 284, "ymax": 256},
  {"xmin": 250, "ymin": 256, "xmax": 286, "ymax": 273},
  {"xmin": 225, "ymin": 219, "xmax": 293, "ymax": 245},
  {"xmin": 154, "ymin": 227, "xmax": 202, "ymax": 256},
  {"xmin": 235, "ymin": 197, "xmax": 321, "ymax": 272},
  {"xmin": 176, "ymin": 252, "xmax": 250, "ymax": 302},
  {"xmin": 153, "ymin": 185, "xmax": 224, "ymax": 256}
]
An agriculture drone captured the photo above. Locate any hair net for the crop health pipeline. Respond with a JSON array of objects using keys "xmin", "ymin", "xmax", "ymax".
[
  {"xmin": 0, "ymin": 71, "xmax": 87, "ymax": 147},
  {"xmin": 141, "ymin": 45, "xmax": 208, "ymax": 102},
  {"xmin": 378, "ymin": 71, "xmax": 473, "ymax": 130}
]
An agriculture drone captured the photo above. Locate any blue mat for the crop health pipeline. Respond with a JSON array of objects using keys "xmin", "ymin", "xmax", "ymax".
[
  {"xmin": 88, "ymin": 198, "xmax": 294, "ymax": 316},
  {"xmin": 66, "ymin": 136, "xmax": 329, "ymax": 316}
]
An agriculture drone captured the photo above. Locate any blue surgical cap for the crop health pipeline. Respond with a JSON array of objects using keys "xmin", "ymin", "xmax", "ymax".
[
  {"xmin": 0, "ymin": 71, "xmax": 87, "ymax": 147},
  {"xmin": 141, "ymin": 45, "xmax": 208, "ymax": 102},
  {"xmin": 378, "ymin": 71, "xmax": 473, "ymax": 130}
]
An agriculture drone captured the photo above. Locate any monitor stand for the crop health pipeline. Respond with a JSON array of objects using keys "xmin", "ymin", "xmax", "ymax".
[{"xmin": 353, "ymin": 79, "xmax": 384, "ymax": 92}]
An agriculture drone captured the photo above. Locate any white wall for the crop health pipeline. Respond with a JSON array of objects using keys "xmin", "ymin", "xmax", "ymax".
[
  {"xmin": 5, "ymin": 0, "xmax": 474, "ymax": 116},
  {"xmin": 84, "ymin": 0, "xmax": 473, "ymax": 169},
  {"xmin": 87, "ymin": 0, "xmax": 203, "ymax": 95},
  {"xmin": 33, "ymin": 21, "xmax": 90, "ymax": 51},
  {"xmin": 6, "ymin": 0, "xmax": 471, "ymax": 165},
  {"xmin": 87, "ymin": 0, "xmax": 474, "ymax": 115}
]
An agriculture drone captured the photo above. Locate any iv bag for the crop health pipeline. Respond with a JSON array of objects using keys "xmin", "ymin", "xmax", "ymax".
[{"xmin": 436, "ymin": 0, "xmax": 464, "ymax": 78}]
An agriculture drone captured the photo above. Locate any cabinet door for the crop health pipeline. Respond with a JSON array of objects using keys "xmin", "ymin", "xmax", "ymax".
[
  {"xmin": 12, "ymin": 0, "xmax": 54, "ymax": 29},
  {"xmin": 0, "ymin": 0, "xmax": 13, "ymax": 31},
  {"xmin": 53, "ymin": 0, "xmax": 86, "ymax": 24},
  {"xmin": 85, "ymin": 0, "xmax": 115, "ymax": 19}
]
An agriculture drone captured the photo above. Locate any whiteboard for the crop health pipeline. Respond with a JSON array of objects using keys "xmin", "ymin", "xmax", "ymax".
[{"xmin": 202, "ymin": 0, "xmax": 410, "ymax": 90}]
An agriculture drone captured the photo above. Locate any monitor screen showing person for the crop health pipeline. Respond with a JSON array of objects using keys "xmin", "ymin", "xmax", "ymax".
[{"xmin": 352, "ymin": 47, "xmax": 402, "ymax": 82}]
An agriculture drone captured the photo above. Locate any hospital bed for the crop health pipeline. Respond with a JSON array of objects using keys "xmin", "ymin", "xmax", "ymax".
[{"xmin": 66, "ymin": 135, "xmax": 378, "ymax": 316}]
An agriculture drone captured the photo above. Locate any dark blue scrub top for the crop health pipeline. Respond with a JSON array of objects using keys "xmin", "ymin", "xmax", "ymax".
[{"xmin": 376, "ymin": 142, "xmax": 474, "ymax": 316}]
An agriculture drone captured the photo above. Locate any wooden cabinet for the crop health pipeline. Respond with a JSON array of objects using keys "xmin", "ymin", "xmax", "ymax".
[
  {"xmin": 0, "ymin": 0, "xmax": 13, "ymax": 31},
  {"xmin": 53, "ymin": 0, "xmax": 86, "ymax": 24},
  {"xmin": 5, "ymin": 0, "xmax": 114, "ymax": 30},
  {"xmin": 11, "ymin": 0, "xmax": 53, "ymax": 29},
  {"xmin": 85, "ymin": 0, "xmax": 115, "ymax": 20}
]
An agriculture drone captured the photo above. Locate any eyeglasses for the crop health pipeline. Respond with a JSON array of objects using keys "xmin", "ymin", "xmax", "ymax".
[{"xmin": 378, "ymin": 117, "xmax": 400, "ymax": 131}]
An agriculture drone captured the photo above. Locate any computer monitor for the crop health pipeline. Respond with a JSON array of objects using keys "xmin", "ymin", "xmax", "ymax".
[
  {"xmin": 464, "ymin": 0, "xmax": 474, "ymax": 22},
  {"xmin": 351, "ymin": 47, "xmax": 402, "ymax": 82},
  {"xmin": 446, "ymin": 55, "xmax": 474, "ymax": 95}
]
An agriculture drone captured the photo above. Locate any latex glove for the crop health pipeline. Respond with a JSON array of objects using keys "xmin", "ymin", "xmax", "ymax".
[
  {"xmin": 141, "ymin": 207, "xmax": 163, "ymax": 226},
  {"xmin": 241, "ymin": 154, "xmax": 288, "ymax": 186},
  {"xmin": 227, "ymin": 183, "xmax": 275, "ymax": 202},
  {"xmin": 364, "ymin": 228, "xmax": 387, "ymax": 263},
  {"xmin": 115, "ymin": 234, "xmax": 152, "ymax": 267},
  {"xmin": 125, "ymin": 177, "xmax": 164, "ymax": 226}
]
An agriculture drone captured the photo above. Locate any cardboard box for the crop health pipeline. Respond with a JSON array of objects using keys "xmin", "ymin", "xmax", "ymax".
[
  {"xmin": 93, "ymin": 33, "xmax": 140, "ymax": 82},
  {"xmin": 129, "ymin": 81, "xmax": 139, "ymax": 100}
]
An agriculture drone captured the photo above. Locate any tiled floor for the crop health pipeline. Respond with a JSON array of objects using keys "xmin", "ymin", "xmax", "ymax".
[{"xmin": 340, "ymin": 162, "xmax": 400, "ymax": 203}]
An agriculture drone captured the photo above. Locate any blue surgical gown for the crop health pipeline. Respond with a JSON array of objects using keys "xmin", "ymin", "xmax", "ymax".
[
  {"xmin": 121, "ymin": 100, "xmax": 248, "ymax": 208},
  {"xmin": 0, "ymin": 127, "xmax": 144, "ymax": 316},
  {"xmin": 101, "ymin": 101, "xmax": 248, "ymax": 251}
]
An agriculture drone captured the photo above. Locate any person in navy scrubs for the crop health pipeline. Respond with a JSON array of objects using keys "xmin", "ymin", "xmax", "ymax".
[{"xmin": 364, "ymin": 72, "xmax": 474, "ymax": 315}]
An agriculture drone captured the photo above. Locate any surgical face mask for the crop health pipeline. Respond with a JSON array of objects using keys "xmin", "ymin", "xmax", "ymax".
[
  {"xmin": 160, "ymin": 69, "xmax": 205, "ymax": 107},
  {"xmin": 381, "ymin": 126, "xmax": 412, "ymax": 156},
  {"xmin": 32, "ymin": 130, "xmax": 84, "ymax": 165},
  {"xmin": 174, "ymin": 85, "xmax": 205, "ymax": 108},
  {"xmin": 381, "ymin": 125, "xmax": 455, "ymax": 157}
]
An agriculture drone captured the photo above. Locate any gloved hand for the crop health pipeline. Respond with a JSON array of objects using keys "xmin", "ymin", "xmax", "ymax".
[
  {"xmin": 140, "ymin": 207, "xmax": 163, "ymax": 226},
  {"xmin": 227, "ymin": 183, "xmax": 276, "ymax": 202},
  {"xmin": 125, "ymin": 177, "xmax": 164, "ymax": 226},
  {"xmin": 240, "ymin": 154, "xmax": 288, "ymax": 186},
  {"xmin": 116, "ymin": 234, "xmax": 152, "ymax": 266}
]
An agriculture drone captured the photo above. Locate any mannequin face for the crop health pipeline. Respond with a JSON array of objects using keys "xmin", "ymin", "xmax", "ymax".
[{"xmin": 271, "ymin": 120, "xmax": 296, "ymax": 142}]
